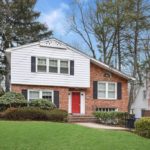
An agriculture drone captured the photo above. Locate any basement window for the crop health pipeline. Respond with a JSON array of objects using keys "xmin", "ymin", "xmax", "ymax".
[{"xmin": 96, "ymin": 108, "xmax": 118, "ymax": 112}]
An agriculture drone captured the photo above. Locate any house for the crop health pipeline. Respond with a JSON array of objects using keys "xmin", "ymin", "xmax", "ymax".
[
  {"xmin": 6, "ymin": 38, "xmax": 134, "ymax": 117},
  {"xmin": 131, "ymin": 73, "xmax": 150, "ymax": 118}
]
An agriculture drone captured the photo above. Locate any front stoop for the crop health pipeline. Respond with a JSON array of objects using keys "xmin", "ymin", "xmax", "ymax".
[{"xmin": 68, "ymin": 115, "xmax": 97, "ymax": 123}]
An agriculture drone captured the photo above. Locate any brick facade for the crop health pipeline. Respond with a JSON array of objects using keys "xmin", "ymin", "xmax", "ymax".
[
  {"xmin": 11, "ymin": 62, "xmax": 129, "ymax": 116},
  {"xmin": 85, "ymin": 63, "xmax": 128, "ymax": 115}
]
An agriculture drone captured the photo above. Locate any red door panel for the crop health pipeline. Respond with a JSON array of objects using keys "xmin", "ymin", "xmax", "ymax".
[{"xmin": 72, "ymin": 92, "xmax": 80, "ymax": 113}]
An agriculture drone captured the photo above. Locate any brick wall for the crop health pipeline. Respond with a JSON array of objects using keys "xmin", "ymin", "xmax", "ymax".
[
  {"xmin": 11, "ymin": 84, "xmax": 69, "ymax": 111},
  {"xmin": 84, "ymin": 63, "xmax": 129, "ymax": 115},
  {"xmin": 142, "ymin": 110, "xmax": 150, "ymax": 117},
  {"xmin": 11, "ymin": 62, "xmax": 129, "ymax": 116}
]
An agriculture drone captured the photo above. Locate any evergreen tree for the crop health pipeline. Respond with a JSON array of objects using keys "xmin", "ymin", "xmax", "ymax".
[{"xmin": 0, "ymin": 0, "xmax": 52, "ymax": 91}]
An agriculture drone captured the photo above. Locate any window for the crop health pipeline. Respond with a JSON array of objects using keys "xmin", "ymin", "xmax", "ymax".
[
  {"xmin": 35, "ymin": 57, "xmax": 71, "ymax": 75},
  {"xmin": 42, "ymin": 91, "xmax": 52, "ymax": 101},
  {"xmin": 96, "ymin": 108, "xmax": 117, "ymax": 112},
  {"xmin": 49, "ymin": 59, "xmax": 58, "ymax": 73},
  {"xmin": 98, "ymin": 83, "xmax": 106, "ymax": 98},
  {"xmin": 37, "ymin": 58, "xmax": 47, "ymax": 72},
  {"xmin": 98, "ymin": 82, "xmax": 116, "ymax": 99},
  {"xmin": 60, "ymin": 60, "xmax": 69, "ymax": 74},
  {"xmin": 29, "ymin": 91, "xmax": 40, "ymax": 101},
  {"xmin": 108, "ymin": 83, "xmax": 116, "ymax": 99},
  {"xmin": 28, "ymin": 90, "xmax": 53, "ymax": 102}
]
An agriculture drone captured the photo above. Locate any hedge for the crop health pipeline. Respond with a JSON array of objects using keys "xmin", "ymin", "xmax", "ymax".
[
  {"xmin": 135, "ymin": 117, "xmax": 150, "ymax": 138},
  {"xmin": 0, "ymin": 107, "xmax": 68, "ymax": 122},
  {"xmin": 0, "ymin": 92, "xmax": 27, "ymax": 110},
  {"xmin": 29, "ymin": 99, "xmax": 56, "ymax": 110},
  {"xmin": 93, "ymin": 111, "xmax": 129, "ymax": 125}
]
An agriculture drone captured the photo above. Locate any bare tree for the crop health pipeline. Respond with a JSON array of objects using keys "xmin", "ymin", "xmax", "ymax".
[{"xmin": 69, "ymin": 0, "xmax": 97, "ymax": 58}]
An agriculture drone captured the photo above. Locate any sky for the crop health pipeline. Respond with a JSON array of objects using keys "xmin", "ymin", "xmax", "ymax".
[{"xmin": 34, "ymin": 0, "xmax": 93, "ymax": 55}]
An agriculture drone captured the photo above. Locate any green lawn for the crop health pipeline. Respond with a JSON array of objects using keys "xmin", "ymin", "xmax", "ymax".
[{"xmin": 0, "ymin": 121, "xmax": 149, "ymax": 150}]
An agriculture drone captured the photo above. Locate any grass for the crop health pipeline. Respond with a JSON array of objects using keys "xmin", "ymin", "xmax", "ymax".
[{"xmin": 0, "ymin": 121, "xmax": 149, "ymax": 150}]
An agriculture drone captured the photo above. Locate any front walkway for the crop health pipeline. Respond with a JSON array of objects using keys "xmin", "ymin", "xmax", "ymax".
[{"xmin": 75, "ymin": 122, "xmax": 128, "ymax": 130}]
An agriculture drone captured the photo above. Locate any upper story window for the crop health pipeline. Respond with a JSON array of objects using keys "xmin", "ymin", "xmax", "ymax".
[
  {"xmin": 60, "ymin": 60, "xmax": 69, "ymax": 74},
  {"xmin": 37, "ymin": 58, "xmax": 47, "ymax": 72},
  {"xmin": 34, "ymin": 57, "xmax": 74, "ymax": 75},
  {"xmin": 98, "ymin": 82, "xmax": 117, "ymax": 99},
  {"xmin": 49, "ymin": 59, "xmax": 58, "ymax": 73}
]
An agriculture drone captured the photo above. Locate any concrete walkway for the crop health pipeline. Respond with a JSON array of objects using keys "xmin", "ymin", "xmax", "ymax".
[{"xmin": 75, "ymin": 122, "xmax": 128, "ymax": 130}]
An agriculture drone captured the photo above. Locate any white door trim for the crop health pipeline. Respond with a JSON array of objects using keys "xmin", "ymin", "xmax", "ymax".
[{"xmin": 68, "ymin": 91, "xmax": 85, "ymax": 114}]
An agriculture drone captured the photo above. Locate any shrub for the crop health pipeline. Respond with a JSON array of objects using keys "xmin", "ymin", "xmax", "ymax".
[
  {"xmin": 0, "ymin": 92, "xmax": 27, "ymax": 110},
  {"xmin": 135, "ymin": 117, "xmax": 150, "ymax": 138},
  {"xmin": 1, "ymin": 107, "xmax": 68, "ymax": 122},
  {"xmin": 29, "ymin": 99, "xmax": 56, "ymax": 110},
  {"xmin": 93, "ymin": 111, "xmax": 128, "ymax": 125}
]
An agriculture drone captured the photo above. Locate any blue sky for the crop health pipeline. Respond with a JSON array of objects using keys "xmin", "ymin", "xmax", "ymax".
[{"xmin": 34, "ymin": 0, "xmax": 93, "ymax": 54}]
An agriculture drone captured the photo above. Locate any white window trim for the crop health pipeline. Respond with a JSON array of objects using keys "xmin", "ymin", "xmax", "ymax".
[
  {"xmin": 28, "ymin": 89, "xmax": 54, "ymax": 102},
  {"xmin": 36, "ymin": 57, "xmax": 47, "ymax": 73},
  {"xmin": 35, "ymin": 57, "xmax": 71, "ymax": 75},
  {"xmin": 59, "ymin": 59, "xmax": 70, "ymax": 75},
  {"xmin": 97, "ymin": 81, "xmax": 117, "ymax": 100},
  {"xmin": 49, "ymin": 58, "xmax": 58, "ymax": 73}
]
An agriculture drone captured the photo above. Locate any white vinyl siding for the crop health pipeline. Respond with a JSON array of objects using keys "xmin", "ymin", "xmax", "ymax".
[
  {"xmin": 98, "ymin": 82, "xmax": 117, "ymax": 99},
  {"xmin": 28, "ymin": 90, "xmax": 53, "ymax": 102},
  {"xmin": 11, "ymin": 43, "xmax": 90, "ymax": 88}
]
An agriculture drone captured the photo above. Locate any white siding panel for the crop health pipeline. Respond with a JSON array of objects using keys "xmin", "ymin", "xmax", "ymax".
[{"xmin": 11, "ymin": 45, "xmax": 90, "ymax": 88}]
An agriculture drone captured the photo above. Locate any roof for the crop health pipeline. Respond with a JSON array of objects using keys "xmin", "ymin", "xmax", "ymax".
[{"xmin": 6, "ymin": 37, "xmax": 135, "ymax": 81}]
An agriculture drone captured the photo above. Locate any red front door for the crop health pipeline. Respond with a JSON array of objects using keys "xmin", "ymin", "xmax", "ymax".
[{"xmin": 72, "ymin": 92, "xmax": 80, "ymax": 113}]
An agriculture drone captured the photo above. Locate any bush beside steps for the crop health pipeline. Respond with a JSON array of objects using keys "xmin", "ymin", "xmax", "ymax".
[{"xmin": 0, "ymin": 107, "xmax": 68, "ymax": 122}]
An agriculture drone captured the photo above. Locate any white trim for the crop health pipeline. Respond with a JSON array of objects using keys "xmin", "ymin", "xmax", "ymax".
[
  {"xmin": 35, "ymin": 56, "xmax": 71, "ymax": 75},
  {"xmin": 28, "ymin": 89, "xmax": 54, "ymax": 102},
  {"xmin": 49, "ymin": 58, "xmax": 58, "ymax": 73},
  {"xmin": 80, "ymin": 92, "xmax": 85, "ymax": 114},
  {"xmin": 36, "ymin": 57, "xmax": 47, "ymax": 73},
  {"xmin": 60, "ymin": 59, "xmax": 70, "ymax": 75},
  {"xmin": 68, "ymin": 92, "xmax": 72, "ymax": 113},
  {"xmin": 97, "ymin": 81, "xmax": 117, "ymax": 100}
]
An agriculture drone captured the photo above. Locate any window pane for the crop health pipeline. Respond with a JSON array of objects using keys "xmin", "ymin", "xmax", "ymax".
[
  {"xmin": 42, "ymin": 91, "xmax": 52, "ymax": 101},
  {"xmin": 37, "ymin": 58, "xmax": 47, "ymax": 72},
  {"xmin": 29, "ymin": 91, "xmax": 40, "ymax": 100},
  {"xmin": 60, "ymin": 61, "xmax": 68, "ymax": 68},
  {"xmin": 37, "ymin": 66, "xmax": 47, "ymax": 72},
  {"xmin": 49, "ymin": 60, "xmax": 57, "ymax": 67},
  {"xmin": 98, "ymin": 91, "xmax": 106, "ymax": 98},
  {"xmin": 60, "ymin": 60, "xmax": 69, "ymax": 74},
  {"xmin": 38, "ymin": 58, "xmax": 46, "ymax": 65},
  {"xmin": 49, "ymin": 59, "xmax": 58, "ymax": 73},
  {"xmin": 108, "ymin": 91, "xmax": 115, "ymax": 98},
  {"xmin": 60, "ymin": 68, "xmax": 68, "ymax": 74},
  {"xmin": 98, "ymin": 83, "xmax": 106, "ymax": 90},
  {"xmin": 108, "ymin": 83, "xmax": 115, "ymax": 91}
]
